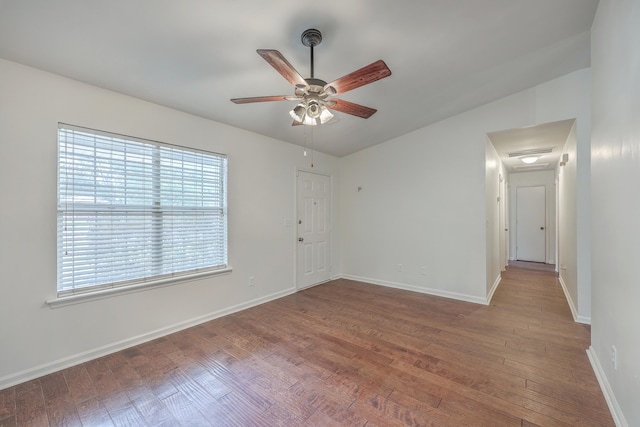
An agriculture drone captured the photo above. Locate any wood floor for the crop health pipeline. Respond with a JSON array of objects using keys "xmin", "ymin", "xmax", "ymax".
[
  {"xmin": 508, "ymin": 261, "xmax": 557, "ymax": 273},
  {"xmin": 0, "ymin": 266, "xmax": 614, "ymax": 426}
]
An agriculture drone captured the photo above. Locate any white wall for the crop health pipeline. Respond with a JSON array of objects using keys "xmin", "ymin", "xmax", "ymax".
[
  {"xmin": 0, "ymin": 58, "xmax": 341, "ymax": 388},
  {"xmin": 339, "ymin": 68, "xmax": 592, "ymax": 305},
  {"xmin": 590, "ymin": 0, "xmax": 640, "ymax": 425},
  {"xmin": 485, "ymin": 139, "xmax": 504, "ymax": 298},
  {"xmin": 556, "ymin": 123, "xmax": 588, "ymax": 324},
  {"xmin": 508, "ymin": 170, "xmax": 557, "ymax": 264}
]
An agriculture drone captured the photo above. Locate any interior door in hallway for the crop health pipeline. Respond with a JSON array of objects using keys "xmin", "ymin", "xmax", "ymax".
[
  {"xmin": 516, "ymin": 185, "xmax": 546, "ymax": 262},
  {"xmin": 296, "ymin": 171, "xmax": 331, "ymax": 289}
]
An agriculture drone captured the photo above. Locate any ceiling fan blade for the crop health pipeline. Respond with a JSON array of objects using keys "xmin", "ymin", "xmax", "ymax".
[
  {"xmin": 231, "ymin": 96, "xmax": 289, "ymax": 104},
  {"xmin": 327, "ymin": 99, "xmax": 377, "ymax": 119},
  {"xmin": 292, "ymin": 120, "xmax": 303, "ymax": 126},
  {"xmin": 324, "ymin": 60, "xmax": 391, "ymax": 95},
  {"xmin": 257, "ymin": 49, "xmax": 309, "ymax": 89}
]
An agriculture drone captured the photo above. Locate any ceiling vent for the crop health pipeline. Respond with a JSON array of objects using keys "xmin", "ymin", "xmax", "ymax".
[
  {"xmin": 507, "ymin": 148, "xmax": 554, "ymax": 158},
  {"xmin": 512, "ymin": 163, "xmax": 550, "ymax": 170}
]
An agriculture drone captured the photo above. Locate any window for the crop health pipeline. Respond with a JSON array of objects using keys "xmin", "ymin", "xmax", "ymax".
[{"xmin": 57, "ymin": 124, "xmax": 228, "ymax": 297}]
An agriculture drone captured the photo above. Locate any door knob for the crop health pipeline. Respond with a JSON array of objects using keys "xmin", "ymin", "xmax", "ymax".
[
  {"xmin": 298, "ymin": 237, "xmax": 304, "ymax": 242},
  {"xmin": 540, "ymin": 227, "xmax": 545, "ymax": 230}
]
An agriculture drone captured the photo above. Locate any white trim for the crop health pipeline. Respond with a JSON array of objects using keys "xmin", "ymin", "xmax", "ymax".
[
  {"xmin": 558, "ymin": 275, "xmax": 591, "ymax": 324},
  {"xmin": 586, "ymin": 346, "xmax": 628, "ymax": 427},
  {"xmin": 487, "ymin": 274, "xmax": 501, "ymax": 304},
  {"xmin": 2, "ymin": 286, "xmax": 294, "ymax": 390},
  {"xmin": 340, "ymin": 274, "xmax": 488, "ymax": 305},
  {"xmin": 576, "ymin": 314, "xmax": 591, "ymax": 324},
  {"xmin": 47, "ymin": 268, "xmax": 233, "ymax": 308}
]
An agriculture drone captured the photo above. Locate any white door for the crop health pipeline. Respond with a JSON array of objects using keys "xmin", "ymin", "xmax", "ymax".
[
  {"xmin": 296, "ymin": 171, "xmax": 331, "ymax": 289},
  {"xmin": 516, "ymin": 186, "xmax": 546, "ymax": 262}
]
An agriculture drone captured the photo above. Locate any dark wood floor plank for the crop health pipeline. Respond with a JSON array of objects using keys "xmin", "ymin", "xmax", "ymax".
[
  {"xmin": 195, "ymin": 352, "xmax": 273, "ymax": 412},
  {"xmin": 437, "ymin": 391, "xmax": 522, "ymax": 427},
  {"xmin": 102, "ymin": 391, "xmax": 147, "ymax": 426},
  {"xmin": 390, "ymin": 356, "xmax": 576, "ymax": 427},
  {"xmin": 261, "ymin": 402, "xmax": 307, "ymax": 427},
  {"xmin": 348, "ymin": 396, "xmax": 414, "ymax": 427},
  {"xmin": 75, "ymin": 397, "xmax": 114, "ymax": 427},
  {"xmin": 84, "ymin": 359, "xmax": 121, "ymax": 398},
  {"xmin": 101, "ymin": 352, "xmax": 128, "ymax": 371},
  {"xmin": 62, "ymin": 365, "xmax": 97, "ymax": 404},
  {"xmin": 39, "ymin": 372, "xmax": 83, "ymax": 427},
  {"xmin": 305, "ymin": 404, "xmax": 367, "ymax": 427},
  {"xmin": 161, "ymin": 390, "xmax": 212, "ymax": 426},
  {"xmin": 0, "ymin": 415, "xmax": 16, "ymax": 427},
  {"xmin": 167, "ymin": 367, "xmax": 238, "ymax": 425},
  {"xmin": 360, "ymin": 393, "xmax": 445, "ymax": 427},
  {"xmin": 14, "ymin": 380, "xmax": 48, "ymax": 425},
  {"xmin": 120, "ymin": 346, "xmax": 149, "ymax": 369},
  {"xmin": 45, "ymin": 403, "xmax": 82, "ymax": 427},
  {"xmin": 267, "ymin": 348, "xmax": 335, "ymax": 382},
  {"xmin": 216, "ymin": 389, "xmax": 282, "ymax": 427},
  {"xmin": 524, "ymin": 379, "xmax": 615, "ymax": 424},
  {"xmin": 2, "ymin": 264, "xmax": 615, "ymax": 426},
  {"xmin": 128, "ymin": 386, "xmax": 179, "ymax": 427},
  {"xmin": 0, "ymin": 387, "xmax": 15, "ymax": 420},
  {"xmin": 111, "ymin": 362, "xmax": 145, "ymax": 393},
  {"xmin": 180, "ymin": 359, "xmax": 232, "ymax": 401}
]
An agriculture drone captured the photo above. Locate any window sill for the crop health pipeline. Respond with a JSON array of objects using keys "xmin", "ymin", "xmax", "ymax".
[{"xmin": 46, "ymin": 267, "xmax": 233, "ymax": 309}]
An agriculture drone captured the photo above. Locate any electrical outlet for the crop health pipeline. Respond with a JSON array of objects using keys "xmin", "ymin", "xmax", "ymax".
[
  {"xmin": 611, "ymin": 345, "xmax": 617, "ymax": 370},
  {"xmin": 421, "ymin": 265, "xmax": 428, "ymax": 276},
  {"xmin": 249, "ymin": 276, "xmax": 255, "ymax": 287},
  {"xmin": 397, "ymin": 264, "xmax": 403, "ymax": 272}
]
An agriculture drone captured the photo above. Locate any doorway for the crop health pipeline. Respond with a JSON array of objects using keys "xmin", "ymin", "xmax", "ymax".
[
  {"xmin": 516, "ymin": 185, "xmax": 546, "ymax": 262},
  {"xmin": 296, "ymin": 171, "xmax": 332, "ymax": 289}
]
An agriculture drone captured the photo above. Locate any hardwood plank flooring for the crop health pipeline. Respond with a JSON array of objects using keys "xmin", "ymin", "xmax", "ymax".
[{"xmin": 0, "ymin": 266, "xmax": 614, "ymax": 426}]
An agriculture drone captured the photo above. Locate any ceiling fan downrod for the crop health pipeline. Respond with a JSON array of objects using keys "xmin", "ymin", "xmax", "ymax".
[{"xmin": 301, "ymin": 28, "xmax": 322, "ymax": 79}]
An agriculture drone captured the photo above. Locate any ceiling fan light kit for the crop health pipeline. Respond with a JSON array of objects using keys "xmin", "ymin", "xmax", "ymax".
[
  {"xmin": 231, "ymin": 28, "xmax": 391, "ymax": 126},
  {"xmin": 289, "ymin": 99, "xmax": 334, "ymax": 125}
]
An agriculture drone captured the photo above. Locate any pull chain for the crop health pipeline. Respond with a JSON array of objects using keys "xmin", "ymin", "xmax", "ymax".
[{"xmin": 303, "ymin": 124, "xmax": 315, "ymax": 167}]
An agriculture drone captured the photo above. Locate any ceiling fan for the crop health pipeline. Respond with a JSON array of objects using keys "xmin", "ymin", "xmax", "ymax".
[{"xmin": 231, "ymin": 28, "xmax": 392, "ymax": 126}]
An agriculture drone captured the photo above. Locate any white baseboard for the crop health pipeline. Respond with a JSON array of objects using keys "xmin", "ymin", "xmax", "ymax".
[
  {"xmin": 558, "ymin": 276, "xmax": 591, "ymax": 324},
  {"xmin": 340, "ymin": 274, "xmax": 488, "ymax": 305},
  {"xmin": 0, "ymin": 287, "xmax": 296, "ymax": 391},
  {"xmin": 576, "ymin": 315, "xmax": 591, "ymax": 324},
  {"xmin": 586, "ymin": 346, "xmax": 628, "ymax": 427},
  {"xmin": 486, "ymin": 274, "xmax": 501, "ymax": 304}
]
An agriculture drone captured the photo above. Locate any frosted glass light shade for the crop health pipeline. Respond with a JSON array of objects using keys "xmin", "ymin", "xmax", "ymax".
[{"xmin": 289, "ymin": 102, "xmax": 334, "ymax": 126}]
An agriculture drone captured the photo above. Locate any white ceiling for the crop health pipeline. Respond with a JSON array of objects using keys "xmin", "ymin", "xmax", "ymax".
[
  {"xmin": 488, "ymin": 119, "xmax": 576, "ymax": 173},
  {"xmin": 0, "ymin": 1, "xmax": 599, "ymax": 158}
]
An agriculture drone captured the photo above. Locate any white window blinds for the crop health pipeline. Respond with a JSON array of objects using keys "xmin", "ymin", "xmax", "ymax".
[{"xmin": 57, "ymin": 124, "xmax": 228, "ymax": 296}]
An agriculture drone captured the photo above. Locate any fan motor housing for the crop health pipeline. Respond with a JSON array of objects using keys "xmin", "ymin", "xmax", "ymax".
[{"xmin": 305, "ymin": 78, "xmax": 327, "ymax": 88}]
